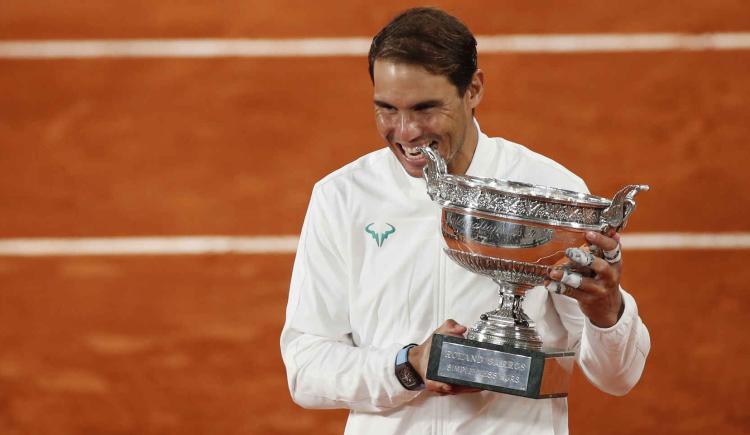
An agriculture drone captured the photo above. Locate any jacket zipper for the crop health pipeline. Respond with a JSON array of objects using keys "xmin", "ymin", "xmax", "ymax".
[
  {"xmin": 436, "ymin": 239, "xmax": 447, "ymax": 435},
  {"xmin": 431, "ymin": 234, "xmax": 440, "ymax": 435}
]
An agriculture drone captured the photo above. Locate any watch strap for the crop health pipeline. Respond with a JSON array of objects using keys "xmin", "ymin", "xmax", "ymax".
[{"xmin": 395, "ymin": 343, "xmax": 425, "ymax": 391}]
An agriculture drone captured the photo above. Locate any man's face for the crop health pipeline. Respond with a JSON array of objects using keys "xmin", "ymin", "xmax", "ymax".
[{"xmin": 373, "ymin": 60, "xmax": 483, "ymax": 178}]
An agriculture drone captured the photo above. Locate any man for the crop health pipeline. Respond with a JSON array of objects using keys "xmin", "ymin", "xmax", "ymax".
[{"xmin": 281, "ymin": 7, "xmax": 650, "ymax": 434}]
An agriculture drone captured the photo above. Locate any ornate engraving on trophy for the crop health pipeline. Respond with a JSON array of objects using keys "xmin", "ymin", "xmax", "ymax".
[
  {"xmin": 444, "ymin": 211, "xmax": 554, "ymax": 248},
  {"xmin": 437, "ymin": 342, "xmax": 531, "ymax": 390}
]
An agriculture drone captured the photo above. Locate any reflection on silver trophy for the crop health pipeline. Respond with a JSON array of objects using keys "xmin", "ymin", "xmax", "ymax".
[{"xmin": 419, "ymin": 146, "xmax": 648, "ymax": 399}]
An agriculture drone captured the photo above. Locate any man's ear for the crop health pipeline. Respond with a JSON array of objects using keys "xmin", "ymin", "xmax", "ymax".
[{"xmin": 467, "ymin": 69, "xmax": 485, "ymax": 109}]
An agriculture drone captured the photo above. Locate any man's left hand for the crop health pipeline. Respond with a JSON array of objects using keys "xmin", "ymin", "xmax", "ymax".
[{"xmin": 546, "ymin": 231, "xmax": 624, "ymax": 328}]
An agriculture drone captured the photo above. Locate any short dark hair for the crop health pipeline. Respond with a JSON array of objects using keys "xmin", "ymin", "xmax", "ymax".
[{"xmin": 368, "ymin": 7, "xmax": 478, "ymax": 95}]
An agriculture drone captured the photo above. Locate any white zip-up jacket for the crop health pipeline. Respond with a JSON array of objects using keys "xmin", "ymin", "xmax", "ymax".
[{"xmin": 281, "ymin": 127, "xmax": 650, "ymax": 435}]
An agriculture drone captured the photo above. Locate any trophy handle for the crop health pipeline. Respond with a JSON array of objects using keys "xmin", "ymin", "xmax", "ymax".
[
  {"xmin": 600, "ymin": 184, "xmax": 650, "ymax": 233},
  {"xmin": 419, "ymin": 146, "xmax": 447, "ymax": 200}
]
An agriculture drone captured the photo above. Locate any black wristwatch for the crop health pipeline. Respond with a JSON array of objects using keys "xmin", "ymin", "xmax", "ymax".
[{"xmin": 395, "ymin": 343, "xmax": 425, "ymax": 391}]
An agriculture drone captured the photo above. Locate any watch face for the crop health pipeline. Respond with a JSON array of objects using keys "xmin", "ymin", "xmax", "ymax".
[{"xmin": 398, "ymin": 365, "xmax": 418, "ymax": 388}]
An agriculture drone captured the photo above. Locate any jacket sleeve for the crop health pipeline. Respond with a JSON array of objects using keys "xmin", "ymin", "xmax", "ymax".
[
  {"xmin": 551, "ymin": 288, "xmax": 651, "ymax": 396},
  {"xmin": 280, "ymin": 184, "xmax": 421, "ymax": 412}
]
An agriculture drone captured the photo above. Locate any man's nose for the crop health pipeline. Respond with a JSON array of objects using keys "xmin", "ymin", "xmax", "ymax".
[{"xmin": 393, "ymin": 112, "xmax": 422, "ymax": 145}]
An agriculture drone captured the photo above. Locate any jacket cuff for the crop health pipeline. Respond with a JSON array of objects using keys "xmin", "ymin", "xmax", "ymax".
[{"xmin": 583, "ymin": 289, "xmax": 637, "ymax": 348}]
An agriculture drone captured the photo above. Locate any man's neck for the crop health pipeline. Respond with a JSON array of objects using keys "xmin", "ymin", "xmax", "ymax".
[{"xmin": 447, "ymin": 122, "xmax": 479, "ymax": 175}]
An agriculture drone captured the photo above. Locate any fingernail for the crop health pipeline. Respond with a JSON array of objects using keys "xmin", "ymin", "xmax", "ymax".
[{"xmin": 585, "ymin": 231, "xmax": 596, "ymax": 241}]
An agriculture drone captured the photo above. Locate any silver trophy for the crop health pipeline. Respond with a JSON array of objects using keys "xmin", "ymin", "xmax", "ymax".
[{"xmin": 419, "ymin": 146, "xmax": 648, "ymax": 398}]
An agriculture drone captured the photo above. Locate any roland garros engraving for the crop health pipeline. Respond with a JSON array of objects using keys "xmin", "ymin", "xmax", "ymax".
[
  {"xmin": 437, "ymin": 342, "xmax": 531, "ymax": 390},
  {"xmin": 444, "ymin": 210, "xmax": 554, "ymax": 249}
]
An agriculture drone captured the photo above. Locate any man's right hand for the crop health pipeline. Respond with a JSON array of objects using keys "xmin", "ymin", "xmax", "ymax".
[{"xmin": 408, "ymin": 319, "xmax": 482, "ymax": 395}]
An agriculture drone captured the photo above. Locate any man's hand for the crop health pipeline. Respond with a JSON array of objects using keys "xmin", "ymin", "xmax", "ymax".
[
  {"xmin": 547, "ymin": 231, "xmax": 625, "ymax": 328},
  {"xmin": 408, "ymin": 319, "xmax": 482, "ymax": 395}
]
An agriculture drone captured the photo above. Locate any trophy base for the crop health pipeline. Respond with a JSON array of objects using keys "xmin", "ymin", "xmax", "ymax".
[{"xmin": 426, "ymin": 334, "xmax": 575, "ymax": 399}]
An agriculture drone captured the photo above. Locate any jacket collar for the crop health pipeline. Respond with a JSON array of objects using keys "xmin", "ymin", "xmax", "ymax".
[{"xmin": 464, "ymin": 119, "xmax": 497, "ymax": 179}]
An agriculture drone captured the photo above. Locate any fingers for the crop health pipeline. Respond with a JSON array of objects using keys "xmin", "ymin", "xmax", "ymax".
[
  {"xmin": 424, "ymin": 320, "xmax": 478, "ymax": 396},
  {"xmin": 564, "ymin": 247, "xmax": 617, "ymax": 281},
  {"xmin": 546, "ymin": 273, "xmax": 592, "ymax": 302},
  {"xmin": 545, "ymin": 231, "xmax": 626, "ymax": 327},
  {"xmin": 436, "ymin": 319, "xmax": 467, "ymax": 337},
  {"xmin": 565, "ymin": 247, "xmax": 593, "ymax": 268},
  {"xmin": 547, "ymin": 245, "xmax": 620, "ymax": 300},
  {"xmin": 426, "ymin": 379, "xmax": 454, "ymax": 394},
  {"xmin": 585, "ymin": 231, "xmax": 618, "ymax": 252},
  {"xmin": 560, "ymin": 268, "xmax": 583, "ymax": 288},
  {"xmin": 586, "ymin": 230, "xmax": 623, "ymax": 268},
  {"xmin": 413, "ymin": 319, "xmax": 470, "ymax": 394},
  {"xmin": 602, "ymin": 244, "xmax": 622, "ymax": 264},
  {"xmin": 439, "ymin": 385, "xmax": 482, "ymax": 395},
  {"xmin": 427, "ymin": 380, "xmax": 481, "ymax": 396}
]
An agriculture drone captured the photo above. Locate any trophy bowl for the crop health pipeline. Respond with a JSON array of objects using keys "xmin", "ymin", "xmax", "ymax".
[{"xmin": 419, "ymin": 146, "xmax": 648, "ymax": 398}]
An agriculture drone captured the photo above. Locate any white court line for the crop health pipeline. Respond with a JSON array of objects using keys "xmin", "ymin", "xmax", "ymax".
[
  {"xmin": 0, "ymin": 236, "xmax": 299, "ymax": 256},
  {"xmin": 0, "ymin": 233, "xmax": 748, "ymax": 256},
  {"xmin": 1, "ymin": 33, "xmax": 749, "ymax": 58}
]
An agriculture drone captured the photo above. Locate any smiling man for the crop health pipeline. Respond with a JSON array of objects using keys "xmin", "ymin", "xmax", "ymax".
[
  {"xmin": 372, "ymin": 59, "xmax": 481, "ymax": 177},
  {"xmin": 281, "ymin": 7, "xmax": 650, "ymax": 434}
]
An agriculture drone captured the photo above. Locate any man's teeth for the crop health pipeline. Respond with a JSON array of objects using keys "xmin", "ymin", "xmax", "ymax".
[{"xmin": 404, "ymin": 142, "xmax": 435, "ymax": 157}]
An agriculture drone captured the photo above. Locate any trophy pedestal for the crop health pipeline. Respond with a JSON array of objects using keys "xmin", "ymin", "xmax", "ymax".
[{"xmin": 426, "ymin": 334, "xmax": 575, "ymax": 399}]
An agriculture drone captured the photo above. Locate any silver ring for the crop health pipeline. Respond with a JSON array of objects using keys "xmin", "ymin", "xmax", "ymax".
[
  {"xmin": 566, "ymin": 247, "xmax": 594, "ymax": 267},
  {"xmin": 561, "ymin": 270, "xmax": 583, "ymax": 289},
  {"xmin": 603, "ymin": 244, "xmax": 622, "ymax": 264}
]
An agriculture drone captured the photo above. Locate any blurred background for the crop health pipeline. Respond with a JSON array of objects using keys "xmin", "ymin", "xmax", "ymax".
[{"xmin": 1, "ymin": 1, "xmax": 749, "ymax": 434}]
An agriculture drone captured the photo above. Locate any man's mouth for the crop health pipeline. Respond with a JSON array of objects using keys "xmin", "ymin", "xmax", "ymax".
[{"xmin": 399, "ymin": 141, "xmax": 438, "ymax": 162}]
